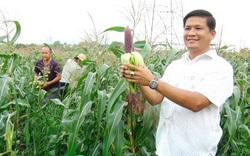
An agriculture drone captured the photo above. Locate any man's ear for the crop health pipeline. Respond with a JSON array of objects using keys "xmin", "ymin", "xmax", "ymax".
[{"xmin": 211, "ymin": 30, "xmax": 216, "ymax": 39}]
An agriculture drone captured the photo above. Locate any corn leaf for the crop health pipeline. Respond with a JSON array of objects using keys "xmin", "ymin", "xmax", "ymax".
[
  {"xmin": 103, "ymin": 26, "xmax": 125, "ymax": 33},
  {"xmin": 91, "ymin": 143, "xmax": 101, "ymax": 156},
  {"xmin": 10, "ymin": 21, "xmax": 21, "ymax": 43},
  {"xmin": 68, "ymin": 101, "xmax": 92, "ymax": 156},
  {"xmin": 224, "ymin": 103, "xmax": 241, "ymax": 139},
  {"xmin": 108, "ymin": 47, "xmax": 124, "ymax": 58},
  {"xmin": 97, "ymin": 90, "xmax": 107, "ymax": 126},
  {"xmin": 141, "ymin": 42, "xmax": 152, "ymax": 58},
  {"xmin": 0, "ymin": 35, "xmax": 7, "ymax": 43},
  {"xmin": 80, "ymin": 72, "xmax": 96, "ymax": 110},
  {"xmin": 232, "ymin": 86, "xmax": 241, "ymax": 106},
  {"xmin": 135, "ymin": 108, "xmax": 154, "ymax": 145},
  {"xmin": 106, "ymin": 78, "xmax": 128, "ymax": 117},
  {"xmin": 134, "ymin": 40, "xmax": 146, "ymax": 49},
  {"xmin": 103, "ymin": 100, "xmax": 125, "ymax": 155},
  {"xmin": 97, "ymin": 64, "xmax": 110, "ymax": 80},
  {"xmin": 50, "ymin": 98, "xmax": 68, "ymax": 109},
  {"xmin": 0, "ymin": 75, "xmax": 11, "ymax": 108},
  {"xmin": 114, "ymin": 121, "xmax": 124, "ymax": 156}
]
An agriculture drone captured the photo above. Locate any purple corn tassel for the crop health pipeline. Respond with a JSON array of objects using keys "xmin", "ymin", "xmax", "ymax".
[{"xmin": 124, "ymin": 26, "xmax": 134, "ymax": 53}]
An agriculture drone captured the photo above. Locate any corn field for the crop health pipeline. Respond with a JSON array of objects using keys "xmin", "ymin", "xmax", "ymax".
[{"xmin": 0, "ymin": 20, "xmax": 250, "ymax": 156}]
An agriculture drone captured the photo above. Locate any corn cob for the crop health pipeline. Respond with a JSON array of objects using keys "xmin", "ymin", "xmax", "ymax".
[
  {"xmin": 129, "ymin": 52, "xmax": 144, "ymax": 67},
  {"xmin": 121, "ymin": 26, "xmax": 144, "ymax": 93},
  {"xmin": 121, "ymin": 53, "xmax": 131, "ymax": 64}
]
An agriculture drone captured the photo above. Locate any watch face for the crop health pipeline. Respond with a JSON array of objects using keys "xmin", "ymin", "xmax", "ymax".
[{"xmin": 150, "ymin": 80, "xmax": 158, "ymax": 89}]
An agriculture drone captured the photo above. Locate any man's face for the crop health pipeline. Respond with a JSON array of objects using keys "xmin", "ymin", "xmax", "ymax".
[
  {"xmin": 183, "ymin": 16, "xmax": 216, "ymax": 54},
  {"xmin": 41, "ymin": 47, "xmax": 51, "ymax": 61}
]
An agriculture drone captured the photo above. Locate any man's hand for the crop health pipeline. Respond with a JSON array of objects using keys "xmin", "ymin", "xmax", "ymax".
[
  {"xmin": 42, "ymin": 82, "xmax": 50, "ymax": 89},
  {"xmin": 120, "ymin": 63, "xmax": 154, "ymax": 86}
]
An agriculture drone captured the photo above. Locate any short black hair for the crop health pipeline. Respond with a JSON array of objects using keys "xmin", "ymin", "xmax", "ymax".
[
  {"xmin": 183, "ymin": 9, "xmax": 216, "ymax": 31},
  {"xmin": 43, "ymin": 45, "xmax": 53, "ymax": 53}
]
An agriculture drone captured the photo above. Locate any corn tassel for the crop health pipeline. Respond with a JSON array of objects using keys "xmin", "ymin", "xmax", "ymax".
[{"xmin": 124, "ymin": 26, "xmax": 133, "ymax": 53}]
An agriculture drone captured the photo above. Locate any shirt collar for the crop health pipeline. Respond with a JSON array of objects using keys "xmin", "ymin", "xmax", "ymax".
[{"xmin": 182, "ymin": 49, "xmax": 217, "ymax": 60}]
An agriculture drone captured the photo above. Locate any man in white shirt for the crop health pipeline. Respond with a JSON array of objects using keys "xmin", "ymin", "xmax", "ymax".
[
  {"xmin": 120, "ymin": 9, "xmax": 234, "ymax": 155},
  {"xmin": 60, "ymin": 53, "xmax": 86, "ymax": 98}
]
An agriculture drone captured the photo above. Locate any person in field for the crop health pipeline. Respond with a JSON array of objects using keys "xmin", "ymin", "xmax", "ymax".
[
  {"xmin": 59, "ymin": 53, "xmax": 87, "ymax": 99},
  {"xmin": 120, "ymin": 9, "xmax": 234, "ymax": 155},
  {"xmin": 34, "ymin": 46, "xmax": 61, "ymax": 104}
]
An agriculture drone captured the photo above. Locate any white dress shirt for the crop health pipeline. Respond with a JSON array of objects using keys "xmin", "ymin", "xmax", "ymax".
[{"xmin": 156, "ymin": 50, "xmax": 234, "ymax": 156}]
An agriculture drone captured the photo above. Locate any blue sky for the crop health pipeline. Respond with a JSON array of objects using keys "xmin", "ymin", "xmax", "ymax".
[{"xmin": 1, "ymin": 0, "xmax": 249, "ymax": 49}]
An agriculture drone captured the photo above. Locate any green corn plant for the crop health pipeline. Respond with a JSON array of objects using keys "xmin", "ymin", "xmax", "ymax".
[
  {"xmin": 217, "ymin": 52, "xmax": 250, "ymax": 155},
  {"xmin": 0, "ymin": 111, "xmax": 16, "ymax": 156},
  {"xmin": 57, "ymin": 58, "xmax": 128, "ymax": 155},
  {"xmin": 105, "ymin": 26, "xmax": 158, "ymax": 154},
  {"xmin": 0, "ymin": 18, "xmax": 21, "ymax": 53}
]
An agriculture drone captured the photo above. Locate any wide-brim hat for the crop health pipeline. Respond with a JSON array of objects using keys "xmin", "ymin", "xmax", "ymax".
[{"xmin": 75, "ymin": 54, "xmax": 86, "ymax": 61}]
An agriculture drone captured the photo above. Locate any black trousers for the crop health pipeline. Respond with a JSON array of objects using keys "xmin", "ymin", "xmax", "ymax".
[{"xmin": 42, "ymin": 88, "xmax": 60, "ymax": 104}]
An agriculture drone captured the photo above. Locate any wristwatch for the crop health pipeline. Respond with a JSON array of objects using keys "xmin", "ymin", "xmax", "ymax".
[{"xmin": 149, "ymin": 77, "xmax": 158, "ymax": 89}]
